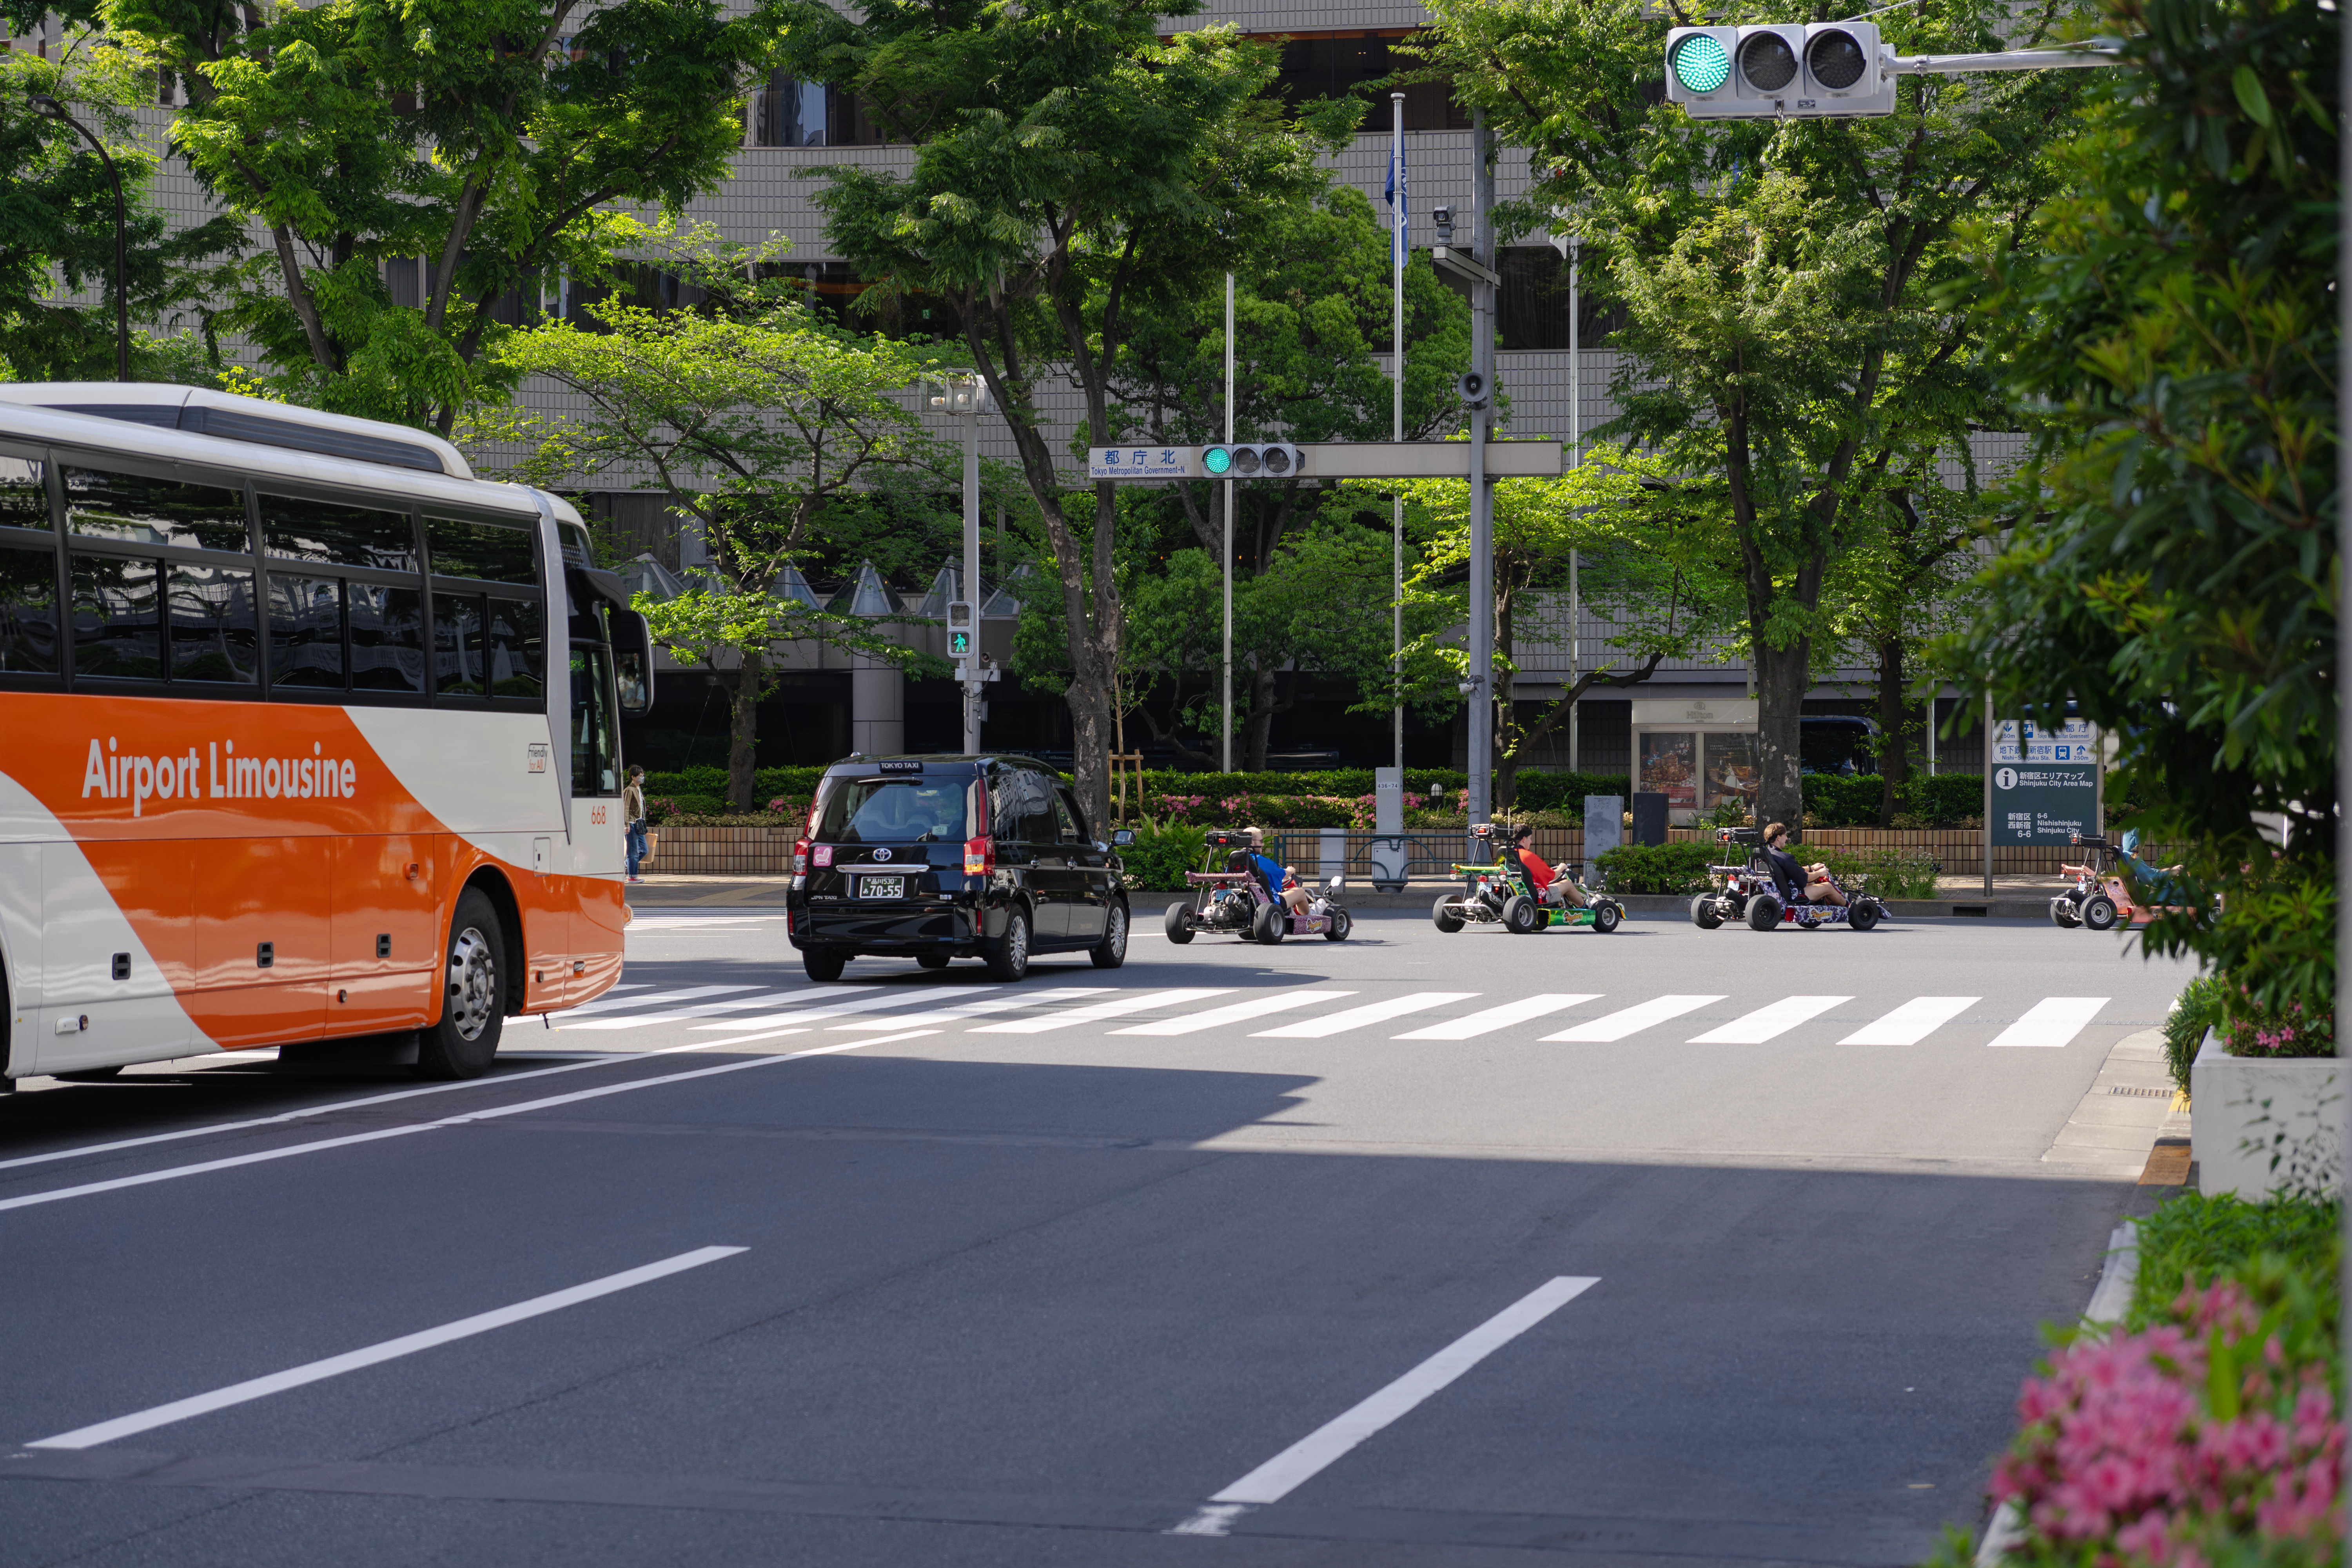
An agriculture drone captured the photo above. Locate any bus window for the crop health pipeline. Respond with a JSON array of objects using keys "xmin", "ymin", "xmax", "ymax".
[
  {"xmin": 570, "ymin": 644, "xmax": 621, "ymax": 795},
  {"xmin": 259, "ymin": 492, "xmax": 420, "ymax": 572},
  {"xmin": 69, "ymin": 553, "xmax": 163, "ymax": 679},
  {"xmin": 0, "ymin": 539, "xmax": 60, "ymax": 675},
  {"xmin": 434, "ymin": 591, "xmax": 484, "ymax": 697},
  {"xmin": 167, "ymin": 562, "xmax": 260, "ymax": 684},
  {"xmin": 425, "ymin": 514, "xmax": 535, "ymax": 585},
  {"xmin": 64, "ymin": 468, "xmax": 252, "ymax": 555},
  {"xmin": 485, "ymin": 596, "xmax": 543, "ymax": 700},
  {"xmin": 348, "ymin": 581, "xmax": 426, "ymax": 694},
  {"xmin": 268, "ymin": 576, "xmax": 346, "ymax": 688}
]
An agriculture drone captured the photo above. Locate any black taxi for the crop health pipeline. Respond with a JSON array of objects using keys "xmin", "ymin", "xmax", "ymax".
[{"xmin": 785, "ymin": 753, "xmax": 1133, "ymax": 982}]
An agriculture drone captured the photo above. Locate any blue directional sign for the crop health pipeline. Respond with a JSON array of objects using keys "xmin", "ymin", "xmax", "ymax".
[{"xmin": 1087, "ymin": 446, "xmax": 1194, "ymax": 480}]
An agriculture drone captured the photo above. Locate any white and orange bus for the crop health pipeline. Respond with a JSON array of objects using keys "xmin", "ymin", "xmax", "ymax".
[{"xmin": 0, "ymin": 384, "xmax": 655, "ymax": 1084}]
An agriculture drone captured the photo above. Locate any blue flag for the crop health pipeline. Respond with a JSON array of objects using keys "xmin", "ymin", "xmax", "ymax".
[{"xmin": 1384, "ymin": 143, "xmax": 1408, "ymax": 269}]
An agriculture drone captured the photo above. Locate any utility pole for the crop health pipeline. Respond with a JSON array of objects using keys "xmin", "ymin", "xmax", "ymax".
[
  {"xmin": 1464, "ymin": 111, "xmax": 1496, "ymax": 823},
  {"xmin": 962, "ymin": 385, "xmax": 982, "ymax": 755},
  {"xmin": 1567, "ymin": 234, "xmax": 1580, "ymax": 775},
  {"xmin": 1390, "ymin": 91, "xmax": 1406, "ymax": 780},
  {"xmin": 1223, "ymin": 270, "xmax": 1236, "ymax": 775}
]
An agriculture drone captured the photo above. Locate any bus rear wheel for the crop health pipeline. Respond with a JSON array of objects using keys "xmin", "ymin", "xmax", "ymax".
[{"xmin": 417, "ymin": 889, "xmax": 505, "ymax": 1080}]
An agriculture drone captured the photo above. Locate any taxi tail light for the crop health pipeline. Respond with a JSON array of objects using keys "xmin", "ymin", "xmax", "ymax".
[
  {"xmin": 792, "ymin": 836, "xmax": 810, "ymax": 874},
  {"xmin": 964, "ymin": 834, "xmax": 994, "ymax": 876}
]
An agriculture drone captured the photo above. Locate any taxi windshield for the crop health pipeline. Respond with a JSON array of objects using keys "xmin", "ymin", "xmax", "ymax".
[{"xmin": 814, "ymin": 777, "xmax": 970, "ymax": 843}]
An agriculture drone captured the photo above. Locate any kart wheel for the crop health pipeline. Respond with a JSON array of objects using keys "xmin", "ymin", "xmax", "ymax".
[
  {"xmin": 1593, "ymin": 900, "xmax": 1622, "ymax": 934},
  {"xmin": 1253, "ymin": 903, "xmax": 1286, "ymax": 945},
  {"xmin": 1502, "ymin": 895, "xmax": 1539, "ymax": 935},
  {"xmin": 1690, "ymin": 895, "xmax": 1722, "ymax": 931},
  {"xmin": 2050, "ymin": 901, "xmax": 2079, "ymax": 929},
  {"xmin": 1163, "ymin": 902, "xmax": 1194, "ymax": 945},
  {"xmin": 1432, "ymin": 895, "xmax": 1465, "ymax": 934},
  {"xmin": 1849, "ymin": 899, "xmax": 1880, "ymax": 933},
  {"xmin": 2082, "ymin": 895, "xmax": 2120, "ymax": 932},
  {"xmin": 1324, "ymin": 909, "xmax": 1352, "ymax": 942},
  {"xmin": 1746, "ymin": 893, "xmax": 1784, "ymax": 932}
]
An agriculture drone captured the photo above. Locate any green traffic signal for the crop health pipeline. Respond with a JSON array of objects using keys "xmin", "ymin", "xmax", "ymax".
[
  {"xmin": 1202, "ymin": 446, "xmax": 1233, "ymax": 475},
  {"xmin": 1669, "ymin": 33, "xmax": 1731, "ymax": 93}
]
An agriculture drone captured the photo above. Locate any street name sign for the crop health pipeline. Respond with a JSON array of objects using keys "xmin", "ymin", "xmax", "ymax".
[{"xmin": 1085, "ymin": 442, "xmax": 1564, "ymax": 481}]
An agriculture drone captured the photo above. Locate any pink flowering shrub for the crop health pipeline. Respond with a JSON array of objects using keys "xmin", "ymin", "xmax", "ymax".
[
  {"xmin": 2220, "ymin": 986, "xmax": 2334, "ymax": 1059},
  {"xmin": 1987, "ymin": 1274, "xmax": 2343, "ymax": 1566}
]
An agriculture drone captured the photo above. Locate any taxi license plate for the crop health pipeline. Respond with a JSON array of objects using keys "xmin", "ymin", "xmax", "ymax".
[{"xmin": 858, "ymin": 875, "xmax": 906, "ymax": 899}]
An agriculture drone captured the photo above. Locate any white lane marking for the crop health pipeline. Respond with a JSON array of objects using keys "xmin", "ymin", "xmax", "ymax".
[
  {"xmin": 1113, "ymin": 991, "xmax": 1356, "ymax": 1038},
  {"xmin": 28, "ymin": 1246, "xmax": 748, "ymax": 1450},
  {"xmin": 1173, "ymin": 1275, "xmax": 1600, "ymax": 1533},
  {"xmin": 1392, "ymin": 994, "xmax": 1601, "ymax": 1041},
  {"xmin": 561, "ymin": 989, "xmax": 861, "ymax": 1031},
  {"xmin": 1252, "ymin": 993, "xmax": 1478, "ymax": 1040},
  {"xmin": 1542, "ymin": 995, "xmax": 1725, "ymax": 1043},
  {"xmin": 0, "ymin": 1035, "xmax": 746, "ymax": 1177},
  {"xmin": 969, "ymin": 988, "xmax": 1236, "ymax": 1034},
  {"xmin": 1687, "ymin": 995, "xmax": 1853, "ymax": 1045},
  {"xmin": 693, "ymin": 988, "xmax": 998, "ymax": 1031},
  {"xmin": 0, "ymin": 1038, "xmax": 929, "ymax": 1217},
  {"xmin": 1988, "ymin": 996, "xmax": 2109, "ymax": 1049},
  {"xmin": 1836, "ymin": 995, "xmax": 1979, "ymax": 1047},
  {"xmin": 564, "ymin": 984, "xmax": 759, "ymax": 1019},
  {"xmin": 829, "ymin": 991, "xmax": 1116, "ymax": 1031}
]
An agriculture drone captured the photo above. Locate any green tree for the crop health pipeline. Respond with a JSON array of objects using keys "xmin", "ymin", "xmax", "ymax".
[
  {"xmin": 781, "ymin": 0, "xmax": 1355, "ymax": 829},
  {"xmin": 108, "ymin": 0, "xmax": 768, "ymax": 430},
  {"xmin": 0, "ymin": 30, "xmax": 240, "ymax": 379},
  {"xmin": 1416, "ymin": 0, "xmax": 2083, "ymax": 832},
  {"xmin": 1949, "ymin": 0, "xmax": 2336, "ymax": 1018},
  {"xmin": 493, "ymin": 241, "xmax": 955, "ymax": 811},
  {"xmin": 1383, "ymin": 454, "xmax": 1741, "ymax": 808}
]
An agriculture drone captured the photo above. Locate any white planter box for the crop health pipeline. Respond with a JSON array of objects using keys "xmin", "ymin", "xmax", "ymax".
[{"xmin": 2191, "ymin": 1029, "xmax": 2344, "ymax": 1200}]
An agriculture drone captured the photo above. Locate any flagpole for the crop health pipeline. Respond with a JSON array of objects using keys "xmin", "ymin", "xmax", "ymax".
[{"xmin": 1390, "ymin": 91, "xmax": 1406, "ymax": 779}]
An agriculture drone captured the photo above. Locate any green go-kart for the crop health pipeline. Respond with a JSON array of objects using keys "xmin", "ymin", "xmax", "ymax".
[{"xmin": 1431, "ymin": 824, "xmax": 1624, "ymax": 935}]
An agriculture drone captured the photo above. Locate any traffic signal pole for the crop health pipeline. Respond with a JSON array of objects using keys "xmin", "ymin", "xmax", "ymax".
[
  {"xmin": 963, "ymin": 397, "xmax": 982, "ymax": 755},
  {"xmin": 1465, "ymin": 110, "xmax": 1496, "ymax": 825}
]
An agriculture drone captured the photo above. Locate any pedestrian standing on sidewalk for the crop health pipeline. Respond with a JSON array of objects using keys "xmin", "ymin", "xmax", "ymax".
[{"xmin": 623, "ymin": 766, "xmax": 648, "ymax": 883}]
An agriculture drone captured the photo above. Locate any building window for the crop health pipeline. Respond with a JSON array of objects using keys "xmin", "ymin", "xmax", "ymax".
[
  {"xmin": 1267, "ymin": 32, "xmax": 1469, "ymax": 130},
  {"xmin": 1496, "ymin": 247, "xmax": 1625, "ymax": 352},
  {"xmin": 756, "ymin": 71, "xmax": 829, "ymax": 146}
]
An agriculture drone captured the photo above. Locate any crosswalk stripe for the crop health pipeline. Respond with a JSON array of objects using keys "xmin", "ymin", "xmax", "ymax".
[
  {"xmin": 693, "ymin": 987, "xmax": 1000, "ymax": 1030},
  {"xmin": 1837, "ymin": 995, "xmax": 1978, "ymax": 1046},
  {"xmin": 1253, "ymin": 993, "xmax": 1478, "ymax": 1039},
  {"xmin": 1542, "ymin": 995, "xmax": 1725, "ymax": 1043},
  {"xmin": 564, "ymin": 990, "xmax": 849, "ymax": 1031},
  {"xmin": 969, "ymin": 988, "xmax": 1236, "ymax": 1034},
  {"xmin": 565, "ymin": 984, "xmax": 757, "ymax": 1018},
  {"xmin": 1988, "ymin": 996, "xmax": 2109, "ymax": 1049},
  {"xmin": 831, "ymin": 990, "xmax": 1118, "ymax": 1031},
  {"xmin": 1393, "ymin": 994, "xmax": 1601, "ymax": 1041},
  {"xmin": 1113, "ymin": 990, "xmax": 1357, "ymax": 1037},
  {"xmin": 1688, "ymin": 995, "xmax": 1852, "ymax": 1045}
]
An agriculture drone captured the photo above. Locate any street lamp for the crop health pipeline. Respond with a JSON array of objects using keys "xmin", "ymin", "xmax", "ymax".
[{"xmin": 28, "ymin": 94, "xmax": 129, "ymax": 381}]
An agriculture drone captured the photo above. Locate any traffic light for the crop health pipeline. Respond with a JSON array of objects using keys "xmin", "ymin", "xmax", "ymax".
[
  {"xmin": 1665, "ymin": 21, "xmax": 1894, "ymax": 118},
  {"xmin": 1199, "ymin": 443, "xmax": 1306, "ymax": 479},
  {"xmin": 946, "ymin": 599, "xmax": 973, "ymax": 659}
]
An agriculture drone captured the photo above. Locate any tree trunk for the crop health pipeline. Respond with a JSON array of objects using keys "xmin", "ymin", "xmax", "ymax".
[
  {"xmin": 1752, "ymin": 638, "xmax": 1809, "ymax": 839},
  {"xmin": 1242, "ymin": 662, "xmax": 1279, "ymax": 773},
  {"xmin": 727, "ymin": 649, "xmax": 762, "ymax": 814},
  {"xmin": 1875, "ymin": 631, "xmax": 1909, "ymax": 826}
]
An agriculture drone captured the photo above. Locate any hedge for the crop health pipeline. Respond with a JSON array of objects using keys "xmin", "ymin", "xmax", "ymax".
[
  {"xmin": 1594, "ymin": 842, "xmax": 1719, "ymax": 895},
  {"xmin": 1800, "ymin": 772, "xmax": 1984, "ymax": 828}
]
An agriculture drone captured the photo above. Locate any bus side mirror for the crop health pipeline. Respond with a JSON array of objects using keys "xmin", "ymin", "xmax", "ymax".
[{"xmin": 614, "ymin": 609, "xmax": 655, "ymax": 716}]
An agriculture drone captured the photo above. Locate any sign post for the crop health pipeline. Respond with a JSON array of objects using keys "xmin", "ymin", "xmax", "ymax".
[{"xmin": 1989, "ymin": 715, "xmax": 2102, "ymax": 890}]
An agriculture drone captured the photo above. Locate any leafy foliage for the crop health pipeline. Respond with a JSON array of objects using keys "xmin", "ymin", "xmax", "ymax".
[
  {"xmin": 2165, "ymin": 973, "xmax": 2229, "ymax": 1093},
  {"xmin": 1949, "ymin": 0, "xmax": 2337, "ymax": 1022},
  {"xmin": 1594, "ymin": 841, "xmax": 1717, "ymax": 895},
  {"xmin": 1116, "ymin": 818, "xmax": 1210, "ymax": 891}
]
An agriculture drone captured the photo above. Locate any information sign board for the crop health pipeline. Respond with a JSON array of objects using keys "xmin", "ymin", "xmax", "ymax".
[
  {"xmin": 1087, "ymin": 446, "xmax": 1194, "ymax": 480},
  {"xmin": 1989, "ymin": 719, "xmax": 2101, "ymax": 846}
]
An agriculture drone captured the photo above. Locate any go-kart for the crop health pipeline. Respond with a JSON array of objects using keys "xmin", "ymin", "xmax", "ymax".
[
  {"xmin": 1431, "ymin": 823, "xmax": 1624, "ymax": 935},
  {"xmin": 1690, "ymin": 827, "xmax": 1887, "ymax": 932},
  {"xmin": 2051, "ymin": 830, "xmax": 2191, "ymax": 931},
  {"xmin": 1164, "ymin": 829, "xmax": 1352, "ymax": 946}
]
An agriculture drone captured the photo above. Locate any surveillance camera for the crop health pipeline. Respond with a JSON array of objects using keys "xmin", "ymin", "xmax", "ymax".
[
  {"xmin": 1432, "ymin": 206, "xmax": 1455, "ymax": 242},
  {"xmin": 1457, "ymin": 370, "xmax": 1489, "ymax": 409}
]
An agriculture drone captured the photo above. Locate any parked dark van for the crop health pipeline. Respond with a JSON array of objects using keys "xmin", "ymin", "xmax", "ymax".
[{"xmin": 785, "ymin": 753, "xmax": 1133, "ymax": 982}]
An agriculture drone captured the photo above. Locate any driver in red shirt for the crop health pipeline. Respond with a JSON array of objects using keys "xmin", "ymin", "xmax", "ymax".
[{"xmin": 1512, "ymin": 824, "xmax": 1588, "ymax": 908}]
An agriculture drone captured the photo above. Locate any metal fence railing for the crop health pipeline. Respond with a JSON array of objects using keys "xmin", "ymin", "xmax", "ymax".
[{"xmin": 1261, "ymin": 829, "xmax": 1521, "ymax": 887}]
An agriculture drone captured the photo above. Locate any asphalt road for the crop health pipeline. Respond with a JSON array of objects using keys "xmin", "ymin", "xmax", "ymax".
[{"xmin": 0, "ymin": 906, "xmax": 2194, "ymax": 1567}]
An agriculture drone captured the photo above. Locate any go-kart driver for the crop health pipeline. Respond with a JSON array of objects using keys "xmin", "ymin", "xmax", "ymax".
[
  {"xmin": 1240, "ymin": 828, "xmax": 1310, "ymax": 916},
  {"xmin": 1509, "ymin": 824, "xmax": 1589, "ymax": 909},
  {"xmin": 1762, "ymin": 821, "xmax": 1847, "ymax": 907}
]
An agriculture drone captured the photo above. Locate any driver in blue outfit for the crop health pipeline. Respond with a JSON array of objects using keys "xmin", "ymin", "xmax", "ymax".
[
  {"xmin": 1242, "ymin": 827, "xmax": 1310, "ymax": 915},
  {"xmin": 1762, "ymin": 821, "xmax": 1846, "ymax": 907}
]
